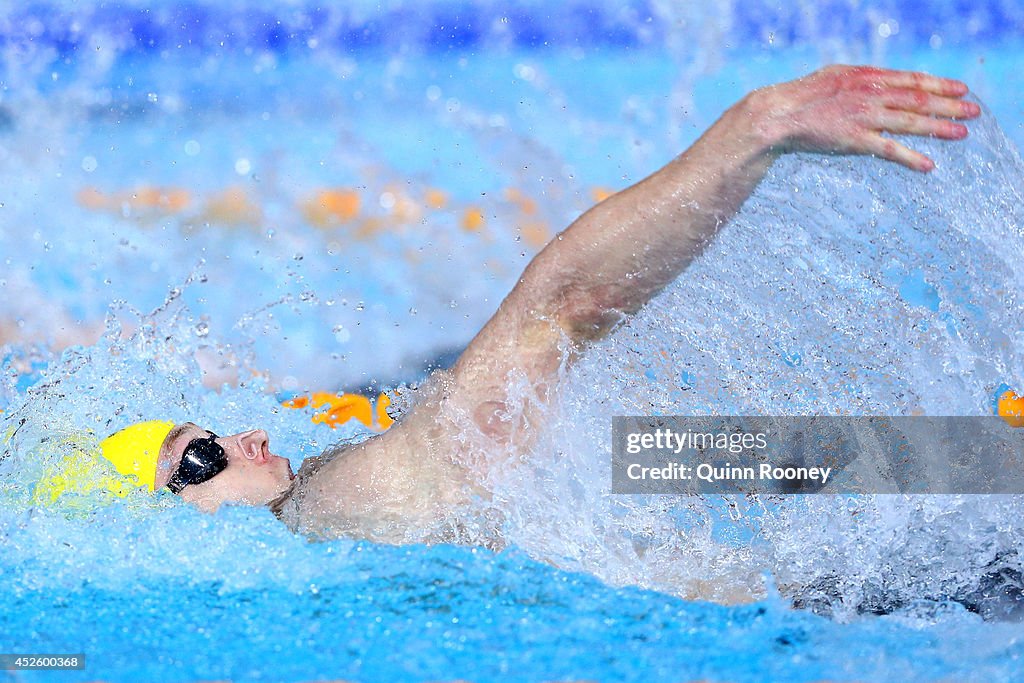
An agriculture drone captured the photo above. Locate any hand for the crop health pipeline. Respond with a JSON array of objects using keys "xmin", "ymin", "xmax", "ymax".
[{"xmin": 748, "ymin": 65, "xmax": 982, "ymax": 172}]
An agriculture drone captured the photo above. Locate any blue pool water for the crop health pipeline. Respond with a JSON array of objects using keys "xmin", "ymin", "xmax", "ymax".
[{"xmin": 3, "ymin": 1, "xmax": 1024, "ymax": 681}]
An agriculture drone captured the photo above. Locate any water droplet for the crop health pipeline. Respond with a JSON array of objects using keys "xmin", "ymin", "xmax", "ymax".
[
  {"xmin": 355, "ymin": 302, "xmax": 365, "ymax": 311},
  {"xmin": 195, "ymin": 322, "xmax": 210, "ymax": 337}
]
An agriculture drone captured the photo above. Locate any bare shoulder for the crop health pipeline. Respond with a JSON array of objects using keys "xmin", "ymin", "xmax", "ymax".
[{"xmin": 444, "ymin": 282, "xmax": 571, "ymax": 443}]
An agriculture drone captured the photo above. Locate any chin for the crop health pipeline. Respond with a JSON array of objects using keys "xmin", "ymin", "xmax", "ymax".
[{"xmin": 273, "ymin": 455, "xmax": 295, "ymax": 478}]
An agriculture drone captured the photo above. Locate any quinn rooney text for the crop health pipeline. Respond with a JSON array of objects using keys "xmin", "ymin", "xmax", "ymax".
[{"xmin": 625, "ymin": 462, "xmax": 833, "ymax": 485}]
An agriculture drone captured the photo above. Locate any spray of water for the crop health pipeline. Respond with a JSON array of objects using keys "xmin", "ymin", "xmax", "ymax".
[
  {"xmin": 3, "ymin": 0, "xmax": 1024, "ymax": 626},
  {"xmin": 463, "ymin": 109, "xmax": 1024, "ymax": 617}
]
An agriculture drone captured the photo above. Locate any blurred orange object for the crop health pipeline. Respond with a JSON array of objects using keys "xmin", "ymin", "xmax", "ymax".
[
  {"xmin": 462, "ymin": 207, "xmax": 486, "ymax": 231},
  {"xmin": 302, "ymin": 189, "xmax": 361, "ymax": 227},
  {"xmin": 283, "ymin": 391, "xmax": 393, "ymax": 430},
  {"xmin": 160, "ymin": 188, "xmax": 191, "ymax": 212},
  {"xmin": 997, "ymin": 389, "xmax": 1024, "ymax": 428},
  {"xmin": 281, "ymin": 395, "xmax": 309, "ymax": 409},
  {"xmin": 203, "ymin": 186, "xmax": 262, "ymax": 226},
  {"xmin": 315, "ymin": 395, "xmax": 373, "ymax": 429},
  {"xmin": 521, "ymin": 221, "xmax": 551, "ymax": 248},
  {"xmin": 76, "ymin": 185, "xmax": 191, "ymax": 214},
  {"xmin": 76, "ymin": 186, "xmax": 108, "ymax": 210},
  {"xmin": 376, "ymin": 393, "xmax": 394, "ymax": 430},
  {"xmin": 504, "ymin": 187, "xmax": 537, "ymax": 215},
  {"xmin": 425, "ymin": 188, "xmax": 448, "ymax": 209}
]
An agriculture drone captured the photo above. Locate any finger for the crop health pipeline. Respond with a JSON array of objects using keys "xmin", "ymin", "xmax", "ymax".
[
  {"xmin": 860, "ymin": 133, "xmax": 935, "ymax": 172},
  {"xmin": 872, "ymin": 68, "xmax": 969, "ymax": 97},
  {"xmin": 872, "ymin": 108, "xmax": 969, "ymax": 140},
  {"xmin": 879, "ymin": 88, "xmax": 981, "ymax": 119}
]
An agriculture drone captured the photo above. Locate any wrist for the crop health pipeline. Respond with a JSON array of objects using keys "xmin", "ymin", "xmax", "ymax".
[{"xmin": 727, "ymin": 87, "xmax": 789, "ymax": 160}]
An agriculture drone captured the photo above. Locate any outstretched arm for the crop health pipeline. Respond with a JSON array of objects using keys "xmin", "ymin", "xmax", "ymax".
[
  {"xmin": 286, "ymin": 66, "xmax": 979, "ymax": 543},
  {"xmin": 437, "ymin": 66, "xmax": 979, "ymax": 438}
]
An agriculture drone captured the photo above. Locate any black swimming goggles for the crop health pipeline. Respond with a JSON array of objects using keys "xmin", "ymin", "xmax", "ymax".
[{"xmin": 166, "ymin": 432, "xmax": 228, "ymax": 494}]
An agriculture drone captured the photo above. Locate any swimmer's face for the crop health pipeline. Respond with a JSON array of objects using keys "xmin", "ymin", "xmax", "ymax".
[{"xmin": 155, "ymin": 423, "xmax": 294, "ymax": 513}]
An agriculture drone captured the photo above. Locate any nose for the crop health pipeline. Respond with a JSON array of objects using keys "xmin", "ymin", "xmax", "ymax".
[{"xmin": 231, "ymin": 429, "xmax": 271, "ymax": 463}]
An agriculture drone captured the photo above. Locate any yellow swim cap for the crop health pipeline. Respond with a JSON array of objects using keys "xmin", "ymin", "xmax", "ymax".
[
  {"xmin": 99, "ymin": 420, "xmax": 176, "ymax": 491},
  {"xmin": 31, "ymin": 420, "xmax": 175, "ymax": 505}
]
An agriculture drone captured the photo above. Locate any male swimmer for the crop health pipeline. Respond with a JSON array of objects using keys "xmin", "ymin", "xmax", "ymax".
[{"xmin": 56, "ymin": 65, "xmax": 982, "ymax": 544}]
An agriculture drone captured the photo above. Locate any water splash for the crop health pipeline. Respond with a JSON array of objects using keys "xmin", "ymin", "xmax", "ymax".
[{"xmin": 484, "ymin": 111, "xmax": 1024, "ymax": 615}]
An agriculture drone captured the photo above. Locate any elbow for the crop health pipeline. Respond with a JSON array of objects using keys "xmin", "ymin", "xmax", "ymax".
[
  {"xmin": 554, "ymin": 283, "xmax": 635, "ymax": 343},
  {"xmin": 517, "ymin": 248, "xmax": 642, "ymax": 344}
]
